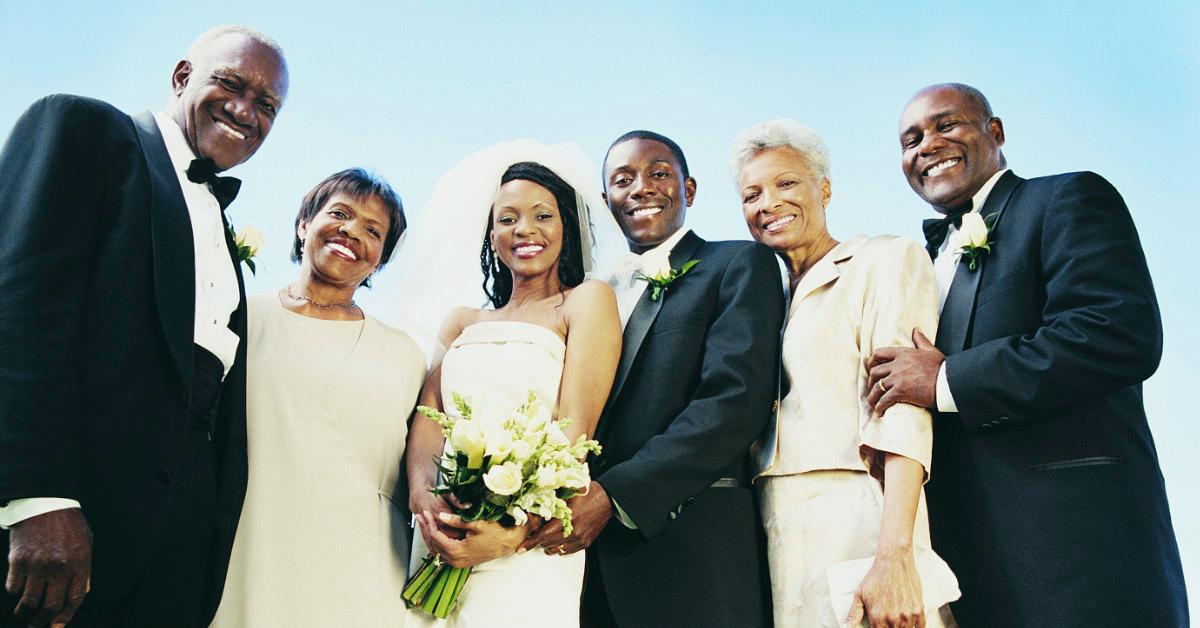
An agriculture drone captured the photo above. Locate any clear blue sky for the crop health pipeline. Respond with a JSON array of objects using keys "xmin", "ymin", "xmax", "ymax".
[{"xmin": 3, "ymin": 0, "xmax": 1196, "ymax": 601}]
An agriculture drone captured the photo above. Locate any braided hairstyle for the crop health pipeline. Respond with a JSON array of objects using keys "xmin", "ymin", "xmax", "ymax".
[{"xmin": 480, "ymin": 162, "xmax": 585, "ymax": 308}]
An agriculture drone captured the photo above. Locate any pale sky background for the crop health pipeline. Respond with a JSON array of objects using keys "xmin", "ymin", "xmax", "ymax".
[{"xmin": 2, "ymin": 0, "xmax": 1196, "ymax": 604}]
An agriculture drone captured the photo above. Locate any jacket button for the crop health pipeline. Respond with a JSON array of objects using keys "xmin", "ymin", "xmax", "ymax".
[
  {"xmin": 998, "ymin": 416, "xmax": 1010, "ymax": 422},
  {"xmin": 157, "ymin": 468, "xmax": 174, "ymax": 483}
]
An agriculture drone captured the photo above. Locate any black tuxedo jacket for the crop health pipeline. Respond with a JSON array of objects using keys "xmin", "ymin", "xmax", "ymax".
[
  {"xmin": 587, "ymin": 231, "xmax": 784, "ymax": 627},
  {"xmin": 928, "ymin": 170, "xmax": 1187, "ymax": 626},
  {"xmin": 0, "ymin": 95, "xmax": 248, "ymax": 621}
]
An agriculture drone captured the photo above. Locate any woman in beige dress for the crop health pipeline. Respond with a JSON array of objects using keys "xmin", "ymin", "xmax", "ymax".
[
  {"xmin": 212, "ymin": 169, "xmax": 425, "ymax": 627},
  {"xmin": 733, "ymin": 120, "xmax": 959, "ymax": 628}
]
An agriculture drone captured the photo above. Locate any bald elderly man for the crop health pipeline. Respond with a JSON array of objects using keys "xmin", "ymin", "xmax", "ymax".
[
  {"xmin": 0, "ymin": 26, "xmax": 289, "ymax": 627},
  {"xmin": 868, "ymin": 83, "xmax": 1187, "ymax": 627}
]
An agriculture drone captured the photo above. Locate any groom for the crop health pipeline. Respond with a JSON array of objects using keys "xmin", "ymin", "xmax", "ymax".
[
  {"xmin": 0, "ymin": 26, "xmax": 288, "ymax": 627},
  {"xmin": 866, "ymin": 83, "xmax": 1188, "ymax": 626},
  {"xmin": 525, "ymin": 131, "xmax": 783, "ymax": 627}
]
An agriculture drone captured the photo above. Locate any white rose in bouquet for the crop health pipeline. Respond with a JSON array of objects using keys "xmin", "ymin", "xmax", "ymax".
[{"xmin": 482, "ymin": 461, "xmax": 522, "ymax": 496}]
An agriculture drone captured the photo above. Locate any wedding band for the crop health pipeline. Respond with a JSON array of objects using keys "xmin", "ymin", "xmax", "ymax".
[
  {"xmin": 558, "ymin": 545, "xmax": 567, "ymax": 554},
  {"xmin": 878, "ymin": 380, "xmax": 890, "ymax": 392}
]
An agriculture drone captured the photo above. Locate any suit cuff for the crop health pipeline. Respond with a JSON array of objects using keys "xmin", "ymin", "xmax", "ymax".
[
  {"xmin": 936, "ymin": 362, "xmax": 959, "ymax": 413},
  {"xmin": 610, "ymin": 496, "xmax": 638, "ymax": 530},
  {"xmin": 0, "ymin": 498, "xmax": 81, "ymax": 529}
]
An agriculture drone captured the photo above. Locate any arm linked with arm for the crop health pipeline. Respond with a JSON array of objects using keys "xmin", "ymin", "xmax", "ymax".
[{"xmin": 945, "ymin": 173, "xmax": 1162, "ymax": 431}]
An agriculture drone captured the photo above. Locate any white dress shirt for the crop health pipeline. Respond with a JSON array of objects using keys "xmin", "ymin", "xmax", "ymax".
[
  {"xmin": 933, "ymin": 168, "xmax": 1009, "ymax": 413},
  {"xmin": 610, "ymin": 227, "xmax": 690, "ymax": 329},
  {"xmin": 0, "ymin": 113, "xmax": 241, "ymax": 529}
]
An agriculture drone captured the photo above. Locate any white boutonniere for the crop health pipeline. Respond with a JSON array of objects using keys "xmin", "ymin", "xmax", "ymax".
[
  {"xmin": 636, "ymin": 256, "xmax": 700, "ymax": 301},
  {"xmin": 955, "ymin": 213, "xmax": 997, "ymax": 272},
  {"xmin": 231, "ymin": 225, "xmax": 264, "ymax": 275}
]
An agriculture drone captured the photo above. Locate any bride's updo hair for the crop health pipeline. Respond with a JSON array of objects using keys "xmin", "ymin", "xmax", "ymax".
[{"xmin": 481, "ymin": 161, "xmax": 586, "ymax": 308}]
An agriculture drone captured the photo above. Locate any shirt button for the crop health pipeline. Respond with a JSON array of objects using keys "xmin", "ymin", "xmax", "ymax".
[{"xmin": 212, "ymin": 319, "xmax": 218, "ymax": 325}]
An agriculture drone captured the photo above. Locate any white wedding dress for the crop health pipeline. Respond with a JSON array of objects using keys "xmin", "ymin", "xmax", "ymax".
[{"xmin": 408, "ymin": 320, "xmax": 585, "ymax": 627}]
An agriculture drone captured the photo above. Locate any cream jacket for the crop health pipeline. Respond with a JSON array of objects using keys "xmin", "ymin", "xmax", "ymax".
[{"xmin": 756, "ymin": 235, "xmax": 939, "ymax": 479}]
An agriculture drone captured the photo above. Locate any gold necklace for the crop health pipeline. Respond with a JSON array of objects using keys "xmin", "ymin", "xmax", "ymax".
[{"xmin": 286, "ymin": 285, "xmax": 358, "ymax": 311}]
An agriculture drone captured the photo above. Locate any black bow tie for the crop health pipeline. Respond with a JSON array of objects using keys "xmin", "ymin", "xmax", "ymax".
[
  {"xmin": 186, "ymin": 158, "xmax": 241, "ymax": 211},
  {"xmin": 922, "ymin": 206, "xmax": 970, "ymax": 260}
]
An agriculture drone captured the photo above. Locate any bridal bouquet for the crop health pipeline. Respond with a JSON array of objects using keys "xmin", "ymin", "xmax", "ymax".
[{"xmin": 402, "ymin": 391, "xmax": 601, "ymax": 619}]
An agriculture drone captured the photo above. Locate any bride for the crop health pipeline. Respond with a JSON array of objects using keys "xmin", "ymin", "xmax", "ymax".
[{"xmin": 397, "ymin": 141, "xmax": 622, "ymax": 626}]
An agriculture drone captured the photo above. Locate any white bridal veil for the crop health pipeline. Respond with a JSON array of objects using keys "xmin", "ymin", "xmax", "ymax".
[{"xmin": 386, "ymin": 139, "xmax": 626, "ymax": 359}]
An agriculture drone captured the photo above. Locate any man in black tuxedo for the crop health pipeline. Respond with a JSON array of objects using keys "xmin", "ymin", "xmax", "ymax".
[
  {"xmin": 0, "ymin": 26, "xmax": 288, "ymax": 627},
  {"xmin": 866, "ymin": 83, "xmax": 1187, "ymax": 626},
  {"xmin": 525, "ymin": 131, "xmax": 783, "ymax": 627}
]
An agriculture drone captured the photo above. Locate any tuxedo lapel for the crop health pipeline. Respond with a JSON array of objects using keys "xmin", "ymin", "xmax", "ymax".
[
  {"xmin": 607, "ymin": 231, "xmax": 704, "ymax": 409},
  {"xmin": 133, "ymin": 111, "xmax": 195, "ymax": 387},
  {"xmin": 936, "ymin": 170, "xmax": 1021, "ymax": 354}
]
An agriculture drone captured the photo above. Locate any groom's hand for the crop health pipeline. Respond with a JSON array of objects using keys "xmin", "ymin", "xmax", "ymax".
[
  {"xmin": 866, "ymin": 329, "xmax": 943, "ymax": 415},
  {"xmin": 521, "ymin": 481, "xmax": 612, "ymax": 555},
  {"xmin": 6, "ymin": 508, "xmax": 91, "ymax": 628}
]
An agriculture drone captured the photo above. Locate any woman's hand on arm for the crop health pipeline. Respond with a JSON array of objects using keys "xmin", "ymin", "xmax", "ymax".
[{"xmin": 844, "ymin": 453, "xmax": 926, "ymax": 628}]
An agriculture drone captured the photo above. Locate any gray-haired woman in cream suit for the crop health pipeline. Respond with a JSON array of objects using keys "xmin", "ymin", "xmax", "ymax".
[{"xmin": 733, "ymin": 119, "xmax": 959, "ymax": 628}]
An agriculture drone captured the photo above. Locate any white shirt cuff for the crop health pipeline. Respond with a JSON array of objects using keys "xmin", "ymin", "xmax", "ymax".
[
  {"xmin": 936, "ymin": 362, "xmax": 959, "ymax": 414},
  {"xmin": 0, "ymin": 498, "xmax": 81, "ymax": 529}
]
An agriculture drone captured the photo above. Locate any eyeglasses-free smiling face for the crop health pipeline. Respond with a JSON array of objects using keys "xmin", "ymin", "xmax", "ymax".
[
  {"xmin": 490, "ymin": 179, "xmax": 565, "ymax": 280},
  {"xmin": 899, "ymin": 86, "xmax": 1005, "ymax": 212},
  {"xmin": 738, "ymin": 147, "xmax": 831, "ymax": 253},
  {"xmin": 297, "ymin": 193, "xmax": 391, "ymax": 287},
  {"xmin": 169, "ymin": 33, "xmax": 288, "ymax": 172},
  {"xmin": 603, "ymin": 138, "xmax": 696, "ymax": 254}
]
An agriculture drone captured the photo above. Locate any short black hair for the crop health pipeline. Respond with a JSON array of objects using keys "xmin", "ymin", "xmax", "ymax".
[
  {"xmin": 291, "ymin": 168, "xmax": 406, "ymax": 285},
  {"xmin": 603, "ymin": 130, "xmax": 690, "ymax": 179},
  {"xmin": 480, "ymin": 162, "xmax": 586, "ymax": 308}
]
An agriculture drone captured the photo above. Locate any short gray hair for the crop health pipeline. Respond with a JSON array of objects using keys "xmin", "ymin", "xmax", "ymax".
[
  {"xmin": 730, "ymin": 118, "xmax": 831, "ymax": 184},
  {"xmin": 186, "ymin": 25, "xmax": 286, "ymax": 68}
]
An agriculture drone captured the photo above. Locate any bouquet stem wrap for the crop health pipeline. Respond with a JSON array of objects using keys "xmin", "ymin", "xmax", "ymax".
[{"xmin": 402, "ymin": 556, "xmax": 471, "ymax": 619}]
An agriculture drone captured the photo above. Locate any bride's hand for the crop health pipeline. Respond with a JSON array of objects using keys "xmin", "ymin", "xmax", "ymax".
[
  {"xmin": 417, "ymin": 512, "xmax": 529, "ymax": 569},
  {"xmin": 409, "ymin": 491, "xmax": 462, "ymax": 540},
  {"xmin": 843, "ymin": 549, "xmax": 925, "ymax": 628}
]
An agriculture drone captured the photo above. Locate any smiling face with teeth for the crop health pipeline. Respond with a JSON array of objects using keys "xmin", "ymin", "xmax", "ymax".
[
  {"xmin": 297, "ymin": 192, "xmax": 391, "ymax": 290},
  {"xmin": 899, "ymin": 85, "xmax": 1006, "ymax": 213},
  {"xmin": 603, "ymin": 138, "xmax": 696, "ymax": 254},
  {"xmin": 738, "ymin": 147, "xmax": 832, "ymax": 257},
  {"xmin": 489, "ymin": 179, "xmax": 565, "ymax": 282},
  {"xmin": 167, "ymin": 32, "xmax": 288, "ymax": 172}
]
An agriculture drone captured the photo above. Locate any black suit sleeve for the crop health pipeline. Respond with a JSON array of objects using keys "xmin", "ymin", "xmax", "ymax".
[
  {"xmin": 945, "ymin": 172, "xmax": 1162, "ymax": 430},
  {"xmin": 598, "ymin": 244, "xmax": 784, "ymax": 538},
  {"xmin": 0, "ymin": 96, "xmax": 116, "ymax": 503}
]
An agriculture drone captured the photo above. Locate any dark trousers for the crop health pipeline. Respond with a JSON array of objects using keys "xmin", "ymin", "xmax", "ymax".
[
  {"xmin": 4, "ymin": 347, "xmax": 223, "ymax": 628},
  {"xmin": 581, "ymin": 552, "xmax": 619, "ymax": 628}
]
